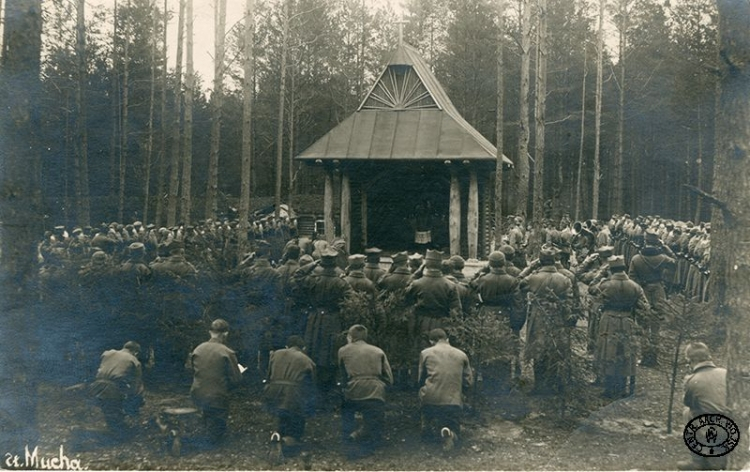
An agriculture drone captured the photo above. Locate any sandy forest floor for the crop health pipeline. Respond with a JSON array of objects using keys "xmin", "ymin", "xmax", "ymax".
[{"xmin": 31, "ymin": 355, "xmax": 697, "ymax": 471}]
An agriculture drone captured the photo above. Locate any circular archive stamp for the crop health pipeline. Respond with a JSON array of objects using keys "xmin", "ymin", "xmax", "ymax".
[{"xmin": 683, "ymin": 414, "xmax": 740, "ymax": 457}]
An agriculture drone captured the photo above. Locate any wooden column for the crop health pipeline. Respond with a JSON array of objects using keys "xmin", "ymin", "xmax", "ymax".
[
  {"xmin": 449, "ymin": 169, "xmax": 461, "ymax": 255},
  {"xmin": 468, "ymin": 168, "xmax": 479, "ymax": 260},
  {"xmin": 341, "ymin": 171, "xmax": 351, "ymax": 251},
  {"xmin": 361, "ymin": 188, "xmax": 368, "ymax": 248},
  {"xmin": 324, "ymin": 168, "xmax": 335, "ymax": 242}
]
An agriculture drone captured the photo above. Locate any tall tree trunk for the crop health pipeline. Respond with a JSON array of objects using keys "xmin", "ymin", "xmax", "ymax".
[
  {"xmin": 206, "ymin": 0, "xmax": 226, "ymax": 220},
  {"xmin": 75, "ymin": 0, "xmax": 90, "ymax": 226},
  {"xmin": 287, "ymin": 62, "xmax": 296, "ymax": 212},
  {"xmin": 516, "ymin": 0, "xmax": 532, "ymax": 218},
  {"xmin": 275, "ymin": 0, "xmax": 289, "ymax": 220},
  {"xmin": 143, "ymin": 0, "xmax": 157, "ymax": 224},
  {"xmin": 238, "ymin": 0, "xmax": 255, "ymax": 255},
  {"xmin": 167, "ymin": 0, "xmax": 185, "ymax": 227},
  {"xmin": 532, "ymin": 0, "xmax": 547, "ymax": 232},
  {"xmin": 575, "ymin": 42, "xmax": 587, "ymax": 222},
  {"xmin": 180, "ymin": 0, "xmax": 194, "ymax": 225},
  {"xmin": 0, "ymin": 0, "xmax": 44, "ymax": 451},
  {"xmin": 109, "ymin": 0, "xmax": 120, "ymax": 213},
  {"xmin": 694, "ymin": 107, "xmax": 703, "ymax": 223},
  {"xmin": 713, "ymin": 0, "xmax": 750, "ymax": 468},
  {"xmin": 154, "ymin": 0, "xmax": 168, "ymax": 226},
  {"xmin": 592, "ymin": 0, "xmax": 604, "ymax": 219},
  {"xmin": 613, "ymin": 0, "xmax": 627, "ymax": 215},
  {"xmin": 119, "ymin": 0, "xmax": 131, "ymax": 223},
  {"xmin": 494, "ymin": 0, "xmax": 505, "ymax": 248}
]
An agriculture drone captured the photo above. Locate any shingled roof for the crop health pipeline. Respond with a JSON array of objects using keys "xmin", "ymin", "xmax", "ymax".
[{"xmin": 296, "ymin": 43, "xmax": 512, "ymax": 165}]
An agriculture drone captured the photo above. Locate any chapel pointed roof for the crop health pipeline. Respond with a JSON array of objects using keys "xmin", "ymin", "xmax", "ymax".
[{"xmin": 296, "ymin": 43, "xmax": 512, "ymax": 165}]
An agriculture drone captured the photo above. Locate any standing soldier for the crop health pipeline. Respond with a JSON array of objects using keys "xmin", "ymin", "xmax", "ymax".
[
  {"xmin": 264, "ymin": 335, "xmax": 316, "ymax": 459},
  {"xmin": 470, "ymin": 251, "xmax": 523, "ymax": 381},
  {"xmin": 417, "ymin": 329, "xmax": 473, "ymax": 452},
  {"xmin": 378, "ymin": 251, "xmax": 412, "ymax": 292},
  {"xmin": 520, "ymin": 248, "xmax": 574, "ymax": 395},
  {"xmin": 295, "ymin": 249, "xmax": 353, "ymax": 397},
  {"xmin": 337, "ymin": 325, "xmax": 393, "ymax": 459},
  {"xmin": 363, "ymin": 247, "xmax": 386, "ymax": 283},
  {"xmin": 628, "ymin": 231, "xmax": 675, "ymax": 367},
  {"xmin": 344, "ymin": 254, "xmax": 378, "ymax": 297},
  {"xmin": 588, "ymin": 256, "xmax": 651, "ymax": 398},
  {"xmin": 188, "ymin": 319, "xmax": 243, "ymax": 447},
  {"xmin": 405, "ymin": 250, "xmax": 462, "ymax": 344}
]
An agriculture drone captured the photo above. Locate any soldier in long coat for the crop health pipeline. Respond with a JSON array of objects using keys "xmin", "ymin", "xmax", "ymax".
[
  {"xmin": 520, "ymin": 248, "xmax": 573, "ymax": 394},
  {"xmin": 295, "ymin": 249, "xmax": 353, "ymax": 394},
  {"xmin": 628, "ymin": 231, "xmax": 675, "ymax": 367},
  {"xmin": 405, "ymin": 250, "xmax": 462, "ymax": 345},
  {"xmin": 589, "ymin": 256, "xmax": 651, "ymax": 398},
  {"xmin": 363, "ymin": 247, "xmax": 386, "ymax": 283},
  {"xmin": 470, "ymin": 251, "xmax": 523, "ymax": 381}
]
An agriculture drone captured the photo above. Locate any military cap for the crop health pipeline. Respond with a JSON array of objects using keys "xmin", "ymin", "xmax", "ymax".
[
  {"xmin": 391, "ymin": 251, "xmax": 409, "ymax": 264},
  {"xmin": 347, "ymin": 254, "xmax": 366, "ymax": 268},
  {"xmin": 597, "ymin": 245, "xmax": 615, "ymax": 255},
  {"xmin": 645, "ymin": 231, "xmax": 660, "ymax": 245},
  {"xmin": 133, "ymin": 221, "xmax": 143, "ymax": 227},
  {"xmin": 210, "ymin": 318, "xmax": 230, "ymax": 333},
  {"xmin": 449, "ymin": 255, "xmax": 465, "ymax": 270},
  {"xmin": 54, "ymin": 225, "xmax": 65, "ymax": 232},
  {"xmin": 364, "ymin": 247, "xmax": 382, "ymax": 255},
  {"xmin": 499, "ymin": 244, "xmax": 515, "ymax": 257},
  {"xmin": 488, "ymin": 251, "xmax": 506, "ymax": 266},
  {"xmin": 320, "ymin": 248, "xmax": 339, "ymax": 267},
  {"xmin": 72, "ymin": 227, "xmax": 83, "ymax": 235},
  {"xmin": 146, "ymin": 223, "xmax": 156, "ymax": 230},
  {"xmin": 128, "ymin": 242, "xmax": 145, "ymax": 251},
  {"xmin": 332, "ymin": 238, "xmax": 347, "ymax": 249},
  {"xmin": 425, "ymin": 249, "xmax": 443, "ymax": 262},
  {"xmin": 539, "ymin": 247, "xmax": 557, "ymax": 265},
  {"xmin": 299, "ymin": 254, "xmax": 314, "ymax": 265},
  {"xmin": 91, "ymin": 251, "xmax": 108, "ymax": 262},
  {"xmin": 607, "ymin": 255, "xmax": 626, "ymax": 270},
  {"xmin": 408, "ymin": 252, "xmax": 424, "ymax": 261}
]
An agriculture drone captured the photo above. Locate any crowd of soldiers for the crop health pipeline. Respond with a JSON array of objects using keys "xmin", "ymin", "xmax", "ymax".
[{"xmin": 35, "ymin": 211, "xmax": 714, "ymax": 457}]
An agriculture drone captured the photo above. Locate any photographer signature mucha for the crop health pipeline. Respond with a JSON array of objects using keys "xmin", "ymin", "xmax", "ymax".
[{"xmin": 3, "ymin": 445, "xmax": 84, "ymax": 470}]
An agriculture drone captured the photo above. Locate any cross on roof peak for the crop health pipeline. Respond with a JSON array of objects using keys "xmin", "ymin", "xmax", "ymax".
[{"xmin": 395, "ymin": 17, "xmax": 408, "ymax": 46}]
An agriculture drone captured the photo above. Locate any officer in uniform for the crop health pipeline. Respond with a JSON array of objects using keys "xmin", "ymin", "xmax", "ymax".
[
  {"xmin": 628, "ymin": 231, "xmax": 675, "ymax": 367},
  {"xmin": 418, "ymin": 328, "xmax": 473, "ymax": 452},
  {"xmin": 344, "ymin": 254, "xmax": 378, "ymax": 297},
  {"xmin": 264, "ymin": 335, "xmax": 316, "ymax": 458},
  {"xmin": 378, "ymin": 251, "xmax": 412, "ymax": 292},
  {"xmin": 520, "ymin": 248, "xmax": 574, "ymax": 394},
  {"xmin": 88, "ymin": 341, "xmax": 144, "ymax": 441},
  {"xmin": 363, "ymin": 248, "xmax": 386, "ymax": 284},
  {"xmin": 588, "ymin": 256, "xmax": 651, "ymax": 398},
  {"xmin": 470, "ymin": 251, "xmax": 523, "ymax": 381},
  {"xmin": 337, "ymin": 324, "xmax": 393, "ymax": 458},
  {"xmin": 188, "ymin": 319, "xmax": 243, "ymax": 447},
  {"xmin": 405, "ymin": 250, "xmax": 462, "ymax": 344},
  {"xmin": 296, "ymin": 249, "xmax": 353, "ymax": 396}
]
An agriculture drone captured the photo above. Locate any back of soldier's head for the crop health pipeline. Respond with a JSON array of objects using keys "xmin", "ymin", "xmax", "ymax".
[
  {"xmin": 286, "ymin": 335, "xmax": 305, "ymax": 349},
  {"xmin": 348, "ymin": 324, "xmax": 368, "ymax": 342},
  {"xmin": 428, "ymin": 328, "xmax": 448, "ymax": 343},
  {"xmin": 123, "ymin": 341, "xmax": 141, "ymax": 355},
  {"xmin": 685, "ymin": 342, "xmax": 712, "ymax": 364},
  {"xmin": 284, "ymin": 245, "xmax": 301, "ymax": 261}
]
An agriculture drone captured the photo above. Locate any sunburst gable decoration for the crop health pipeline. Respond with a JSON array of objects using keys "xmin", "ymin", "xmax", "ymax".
[{"xmin": 362, "ymin": 65, "xmax": 438, "ymax": 110}]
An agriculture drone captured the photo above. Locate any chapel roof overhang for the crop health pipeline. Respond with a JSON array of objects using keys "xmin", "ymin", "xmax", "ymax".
[{"xmin": 296, "ymin": 43, "xmax": 513, "ymax": 166}]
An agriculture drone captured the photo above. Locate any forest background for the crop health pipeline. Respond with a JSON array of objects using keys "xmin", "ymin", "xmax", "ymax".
[{"xmin": 14, "ymin": 0, "xmax": 719, "ymax": 231}]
